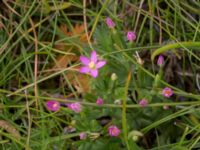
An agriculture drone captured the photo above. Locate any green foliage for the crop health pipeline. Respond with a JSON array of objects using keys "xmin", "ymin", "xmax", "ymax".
[{"xmin": 0, "ymin": 0, "xmax": 200, "ymax": 149}]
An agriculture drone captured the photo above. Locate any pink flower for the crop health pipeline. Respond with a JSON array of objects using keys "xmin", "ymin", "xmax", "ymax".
[
  {"xmin": 162, "ymin": 87, "xmax": 173, "ymax": 98},
  {"xmin": 108, "ymin": 125, "xmax": 120, "ymax": 137},
  {"xmin": 67, "ymin": 102, "xmax": 82, "ymax": 113},
  {"xmin": 79, "ymin": 132, "xmax": 87, "ymax": 140},
  {"xmin": 96, "ymin": 98, "xmax": 104, "ymax": 106},
  {"xmin": 46, "ymin": 100, "xmax": 60, "ymax": 112},
  {"xmin": 139, "ymin": 99, "xmax": 148, "ymax": 107},
  {"xmin": 79, "ymin": 50, "xmax": 106, "ymax": 78},
  {"xmin": 127, "ymin": 31, "xmax": 136, "ymax": 42},
  {"xmin": 105, "ymin": 17, "xmax": 115, "ymax": 28},
  {"xmin": 157, "ymin": 55, "xmax": 164, "ymax": 66}
]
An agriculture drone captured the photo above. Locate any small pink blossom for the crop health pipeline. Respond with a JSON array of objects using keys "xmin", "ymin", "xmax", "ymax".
[
  {"xmin": 79, "ymin": 50, "xmax": 106, "ymax": 78},
  {"xmin": 139, "ymin": 99, "xmax": 148, "ymax": 107},
  {"xmin": 162, "ymin": 87, "xmax": 173, "ymax": 98},
  {"xmin": 79, "ymin": 132, "xmax": 87, "ymax": 140},
  {"xmin": 105, "ymin": 17, "xmax": 115, "ymax": 28},
  {"xmin": 67, "ymin": 102, "xmax": 82, "ymax": 113},
  {"xmin": 108, "ymin": 125, "xmax": 120, "ymax": 137},
  {"xmin": 157, "ymin": 55, "xmax": 164, "ymax": 66},
  {"xmin": 127, "ymin": 31, "xmax": 136, "ymax": 42},
  {"xmin": 96, "ymin": 98, "xmax": 104, "ymax": 106},
  {"xmin": 46, "ymin": 100, "xmax": 60, "ymax": 112}
]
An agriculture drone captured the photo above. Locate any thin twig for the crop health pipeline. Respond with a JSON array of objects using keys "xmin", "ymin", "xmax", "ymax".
[
  {"xmin": 196, "ymin": 74, "xmax": 200, "ymax": 92},
  {"xmin": 134, "ymin": 0, "xmax": 144, "ymax": 65},
  {"xmin": 83, "ymin": 0, "xmax": 93, "ymax": 50},
  {"xmin": 29, "ymin": 18, "xmax": 39, "ymax": 110},
  {"xmin": 25, "ymin": 90, "xmax": 31, "ymax": 150},
  {"xmin": 156, "ymin": 0, "xmax": 162, "ymax": 44}
]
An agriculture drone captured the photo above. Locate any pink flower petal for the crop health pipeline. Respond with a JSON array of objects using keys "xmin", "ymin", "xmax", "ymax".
[
  {"xmin": 127, "ymin": 31, "xmax": 136, "ymax": 41},
  {"xmin": 139, "ymin": 99, "xmax": 148, "ymax": 107},
  {"xmin": 105, "ymin": 17, "xmax": 115, "ymax": 28},
  {"xmin": 96, "ymin": 98, "xmax": 104, "ymax": 105},
  {"xmin": 80, "ymin": 56, "xmax": 90, "ymax": 65},
  {"xmin": 68, "ymin": 102, "xmax": 82, "ymax": 113},
  {"xmin": 162, "ymin": 87, "xmax": 173, "ymax": 98},
  {"xmin": 90, "ymin": 69, "xmax": 98, "ymax": 78},
  {"xmin": 108, "ymin": 125, "xmax": 120, "ymax": 137},
  {"xmin": 96, "ymin": 60, "xmax": 106, "ymax": 69},
  {"xmin": 46, "ymin": 100, "xmax": 60, "ymax": 112},
  {"xmin": 91, "ymin": 51, "xmax": 97, "ymax": 63},
  {"xmin": 157, "ymin": 55, "xmax": 164, "ymax": 66},
  {"xmin": 79, "ymin": 66, "xmax": 90, "ymax": 73},
  {"xmin": 79, "ymin": 132, "xmax": 87, "ymax": 140}
]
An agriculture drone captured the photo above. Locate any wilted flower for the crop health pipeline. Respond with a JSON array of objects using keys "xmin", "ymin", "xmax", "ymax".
[
  {"xmin": 89, "ymin": 132, "xmax": 100, "ymax": 140},
  {"xmin": 163, "ymin": 105, "xmax": 170, "ymax": 110},
  {"xmin": 108, "ymin": 125, "xmax": 120, "ymax": 137},
  {"xmin": 79, "ymin": 132, "xmax": 87, "ymax": 140},
  {"xmin": 79, "ymin": 50, "xmax": 106, "ymax": 78},
  {"xmin": 127, "ymin": 31, "xmax": 136, "ymax": 42},
  {"xmin": 134, "ymin": 53, "xmax": 144, "ymax": 65},
  {"xmin": 139, "ymin": 99, "xmax": 148, "ymax": 107},
  {"xmin": 46, "ymin": 100, "xmax": 60, "ymax": 111},
  {"xmin": 114, "ymin": 99, "xmax": 122, "ymax": 105},
  {"xmin": 157, "ymin": 55, "xmax": 164, "ymax": 66},
  {"xmin": 67, "ymin": 102, "xmax": 82, "ymax": 113},
  {"xmin": 63, "ymin": 126, "xmax": 76, "ymax": 134},
  {"xmin": 96, "ymin": 98, "xmax": 104, "ymax": 106},
  {"xmin": 162, "ymin": 87, "xmax": 173, "ymax": 98},
  {"xmin": 105, "ymin": 17, "xmax": 115, "ymax": 28}
]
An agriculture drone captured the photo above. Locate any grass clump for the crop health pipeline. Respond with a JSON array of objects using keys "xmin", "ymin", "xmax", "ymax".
[{"xmin": 0, "ymin": 0, "xmax": 200, "ymax": 149}]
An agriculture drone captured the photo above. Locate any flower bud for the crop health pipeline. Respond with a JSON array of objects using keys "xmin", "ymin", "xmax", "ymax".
[
  {"xmin": 114, "ymin": 99, "xmax": 122, "ymax": 105},
  {"xmin": 139, "ymin": 99, "xmax": 148, "ymax": 107},
  {"xmin": 157, "ymin": 55, "xmax": 164, "ymax": 66},
  {"xmin": 96, "ymin": 98, "xmax": 104, "ymax": 106},
  {"xmin": 111, "ymin": 73, "xmax": 117, "ymax": 81},
  {"xmin": 127, "ymin": 31, "xmax": 136, "ymax": 42},
  {"xmin": 105, "ymin": 17, "xmax": 115, "ymax": 28},
  {"xmin": 79, "ymin": 132, "xmax": 87, "ymax": 140},
  {"xmin": 128, "ymin": 130, "xmax": 143, "ymax": 142}
]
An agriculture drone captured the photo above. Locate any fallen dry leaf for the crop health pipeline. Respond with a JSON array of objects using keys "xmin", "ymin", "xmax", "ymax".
[
  {"xmin": 66, "ymin": 72, "xmax": 90, "ymax": 93},
  {"xmin": 52, "ymin": 24, "xmax": 91, "ymax": 93},
  {"xmin": 60, "ymin": 24, "xmax": 88, "ymax": 42}
]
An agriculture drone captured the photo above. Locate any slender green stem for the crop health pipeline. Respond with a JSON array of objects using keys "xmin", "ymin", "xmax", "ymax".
[
  {"xmin": 122, "ymin": 71, "xmax": 132, "ymax": 150},
  {"xmin": 151, "ymin": 42, "xmax": 200, "ymax": 60},
  {"xmin": 89, "ymin": 0, "xmax": 110, "ymax": 39}
]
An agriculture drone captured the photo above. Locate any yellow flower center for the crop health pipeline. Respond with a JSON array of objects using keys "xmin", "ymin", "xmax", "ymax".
[
  {"xmin": 112, "ymin": 129, "xmax": 117, "ymax": 134},
  {"xmin": 88, "ymin": 61, "xmax": 96, "ymax": 69},
  {"xmin": 53, "ymin": 103, "xmax": 58, "ymax": 108},
  {"xmin": 165, "ymin": 90, "xmax": 170, "ymax": 95}
]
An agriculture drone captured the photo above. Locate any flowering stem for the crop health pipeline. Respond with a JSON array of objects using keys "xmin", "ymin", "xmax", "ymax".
[
  {"xmin": 122, "ymin": 71, "xmax": 132, "ymax": 150},
  {"xmin": 151, "ymin": 42, "xmax": 200, "ymax": 60},
  {"xmin": 127, "ymin": 41, "xmax": 133, "ymax": 49},
  {"xmin": 1, "ymin": 89, "xmax": 200, "ymax": 108}
]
